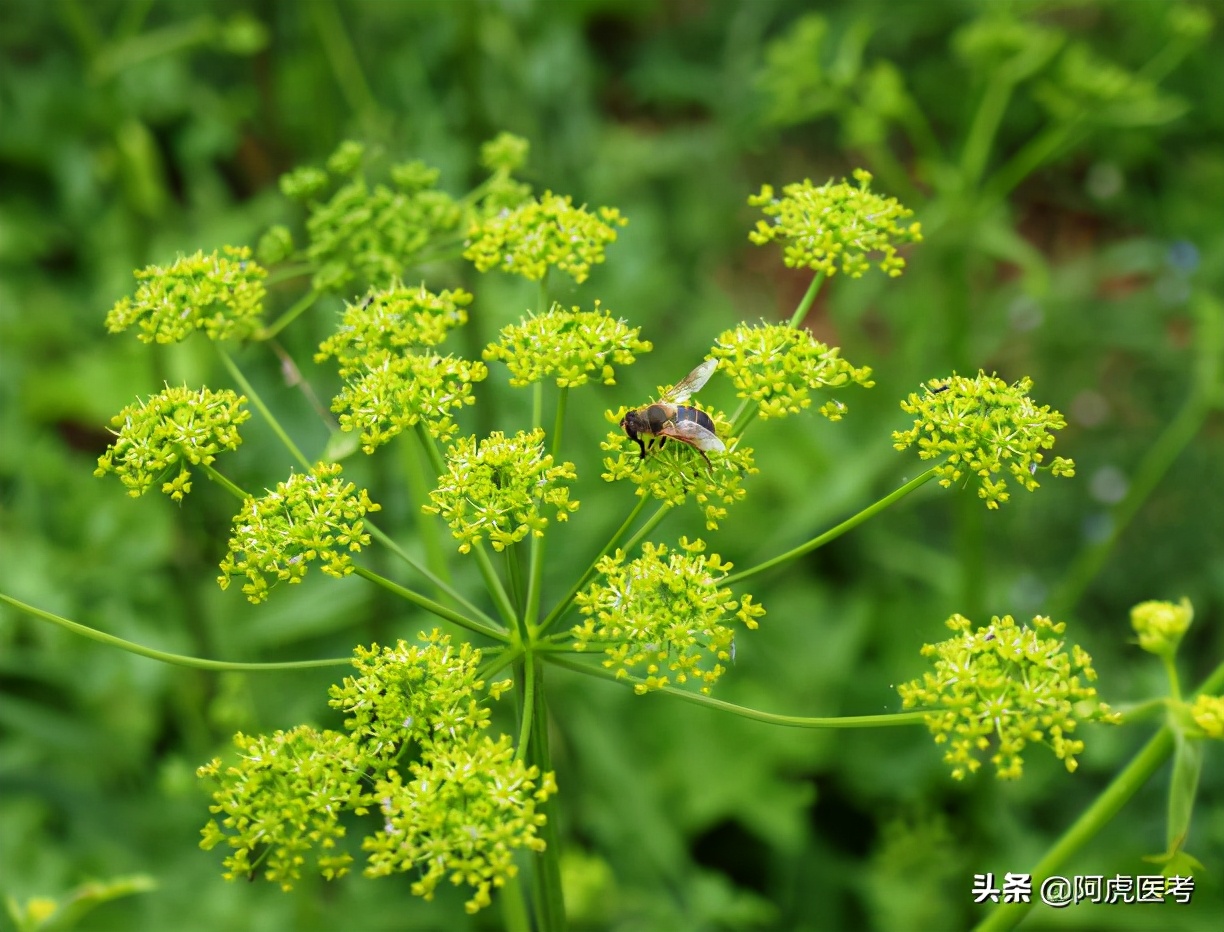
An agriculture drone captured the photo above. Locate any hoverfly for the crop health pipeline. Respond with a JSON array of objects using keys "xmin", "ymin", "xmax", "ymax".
[{"xmin": 620, "ymin": 358, "xmax": 726, "ymax": 467}]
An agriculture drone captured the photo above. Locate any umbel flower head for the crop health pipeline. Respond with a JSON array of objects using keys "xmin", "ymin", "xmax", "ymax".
[
  {"xmin": 483, "ymin": 301, "xmax": 652, "ymax": 388},
  {"xmin": 711, "ymin": 322, "xmax": 874, "ymax": 420},
  {"xmin": 282, "ymin": 140, "xmax": 466, "ymax": 293},
  {"xmin": 893, "ymin": 372, "xmax": 1076, "ymax": 509},
  {"xmin": 95, "ymin": 385, "xmax": 249, "ymax": 501},
  {"xmin": 316, "ymin": 281, "xmax": 474, "ymax": 375},
  {"xmin": 328, "ymin": 633, "xmax": 511, "ymax": 760},
  {"xmin": 898, "ymin": 613, "xmax": 1119, "ymax": 780},
  {"xmin": 365, "ymin": 734, "xmax": 556, "ymax": 914},
  {"xmin": 425, "ymin": 429, "xmax": 578, "ymax": 553},
  {"xmin": 198, "ymin": 631, "xmax": 554, "ymax": 914},
  {"xmin": 218, "ymin": 462, "xmax": 380, "ymax": 603},
  {"xmin": 572, "ymin": 538, "xmax": 765, "ymax": 694},
  {"xmin": 464, "ymin": 191, "xmax": 627, "ymax": 284},
  {"xmin": 198, "ymin": 726, "xmax": 362, "ymax": 890},
  {"xmin": 105, "ymin": 246, "xmax": 266, "ymax": 343},
  {"xmin": 1130, "ymin": 597, "xmax": 1193, "ymax": 659},
  {"xmin": 602, "ymin": 406, "xmax": 756, "ymax": 531},
  {"xmin": 748, "ymin": 170, "xmax": 922, "ymax": 278},
  {"xmin": 315, "ymin": 282, "xmax": 487, "ymax": 453}
]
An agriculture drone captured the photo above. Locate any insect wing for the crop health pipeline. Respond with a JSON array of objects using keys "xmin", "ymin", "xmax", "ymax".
[
  {"xmin": 664, "ymin": 358, "xmax": 718, "ymax": 403},
  {"xmin": 659, "ymin": 419, "xmax": 726, "ymax": 453}
]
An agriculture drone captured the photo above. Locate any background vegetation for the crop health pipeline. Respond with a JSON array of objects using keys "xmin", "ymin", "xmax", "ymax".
[{"xmin": 1, "ymin": 1, "xmax": 1222, "ymax": 930}]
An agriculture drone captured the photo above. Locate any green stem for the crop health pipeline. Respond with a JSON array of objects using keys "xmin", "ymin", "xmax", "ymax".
[
  {"xmin": 524, "ymin": 388, "xmax": 569, "ymax": 630},
  {"xmin": 264, "ymin": 263, "xmax": 314, "ymax": 286},
  {"xmin": 308, "ymin": 0, "xmax": 378, "ymax": 117},
  {"xmin": 532, "ymin": 380, "xmax": 543, "ymax": 432},
  {"xmin": 550, "ymin": 387, "xmax": 569, "ymax": 462},
  {"xmin": 1, "ymin": 594, "xmax": 350, "ymax": 671},
  {"xmin": 514, "ymin": 654, "xmax": 536, "ymax": 763},
  {"xmin": 983, "ymin": 123, "xmax": 1075, "ymax": 203},
  {"xmin": 258, "ymin": 289, "xmax": 321, "ymax": 341},
  {"xmin": 972, "ymin": 659, "xmax": 1224, "ymax": 932},
  {"xmin": 726, "ymin": 468, "xmax": 939, "ymax": 586},
  {"xmin": 397, "ymin": 433, "xmax": 452, "ymax": 592},
  {"xmin": 788, "ymin": 271, "xmax": 826, "ymax": 329},
  {"xmin": 505, "ymin": 545, "xmax": 525, "ymax": 616},
  {"xmin": 536, "ymin": 494, "xmax": 650, "ymax": 636},
  {"xmin": 619, "ymin": 501, "xmax": 673, "ymax": 556},
  {"xmin": 544, "ymin": 654, "xmax": 929, "ymax": 729},
  {"xmin": 960, "ymin": 76, "xmax": 1015, "ymax": 191},
  {"xmin": 415, "ymin": 422, "xmax": 447, "ymax": 476},
  {"xmin": 351, "ymin": 566, "xmax": 507, "ymax": 642},
  {"xmin": 197, "ymin": 461, "xmax": 250, "ymax": 500},
  {"xmin": 1162, "ymin": 655, "xmax": 1182, "ymax": 704},
  {"xmin": 365, "ymin": 521, "xmax": 497, "ymax": 629},
  {"xmin": 472, "ymin": 542, "xmax": 519, "ymax": 630},
  {"xmin": 499, "ymin": 872, "xmax": 532, "ymax": 932},
  {"xmin": 527, "ymin": 660, "xmax": 565, "ymax": 931},
  {"xmin": 1049, "ymin": 373, "xmax": 1216, "ymax": 616},
  {"xmin": 216, "ymin": 345, "xmax": 312, "ymax": 471}
]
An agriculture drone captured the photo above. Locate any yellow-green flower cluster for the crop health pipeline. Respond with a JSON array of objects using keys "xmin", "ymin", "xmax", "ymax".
[
  {"xmin": 1190, "ymin": 695, "xmax": 1224, "ymax": 739},
  {"xmin": 105, "ymin": 246, "xmax": 266, "ymax": 343},
  {"xmin": 218, "ymin": 463, "xmax": 380, "ymax": 603},
  {"xmin": 315, "ymin": 283, "xmax": 487, "ymax": 453},
  {"xmin": 893, "ymin": 373, "xmax": 1075, "ymax": 509},
  {"xmin": 711, "ymin": 322, "xmax": 874, "ymax": 419},
  {"xmin": 282, "ymin": 141, "xmax": 465, "ymax": 292},
  {"xmin": 480, "ymin": 131, "xmax": 530, "ymax": 173},
  {"xmin": 572, "ymin": 538, "xmax": 765, "ymax": 694},
  {"xmin": 1130, "ymin": 597, "xmax": 1193, "ymax": 658},
  {"xmin": 198, "ymin": 726, "xmax": 362, "ymax": 890},
  {"xmin": 602, "ymin": 408, "xmax": 756, "ymax": 530},
  {"xmin": 316, "ymin": 282, "xmax": 474, "ymax": 375},
  {"xmin": 365, "ymin": 734, "xmax": 556, "ymax": 913},
  {"xmin": 95, "ymin": 385, "xmax": 249, "ymax": 501},
  {"xmin": 464, "ymin": 191, "xmax": 627, "ymax": 284},
  {"xmin": 328, "ymin": 635, "xmax": 510, "ymax": 760},
  {"xmin": 748, "ymin": 171, "xmax": 921, "ymax": 277},
  {"xmin": 425, "ymin": 429, "xmax": 578, "ymax": 553},
  {"xmin": 898, "ymin": 614, "xmax": 1119, "ymax": 780},
  {"xmin": 483, "ymin": 302, "xmax": 652, "ymax": 388},
  {"xmin": 199, "ymin": 631, "xmax": 553, "ymax": 913}
]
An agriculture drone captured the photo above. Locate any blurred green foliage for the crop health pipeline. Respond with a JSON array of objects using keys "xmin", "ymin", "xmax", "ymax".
[{"xmin": 2, "ymin": 1, "xmax": 1222, "ymax": 930}]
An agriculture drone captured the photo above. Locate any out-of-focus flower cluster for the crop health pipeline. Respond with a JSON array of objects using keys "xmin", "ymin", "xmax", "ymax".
[
  {"xmin": 748, "ymin": 171, "xmax": 921, "ymax": 277},
  {"xmin": 218, "ymin": 463, "xmax": 380, "ymax": 603},
  {"xmin": 572, "ymin": 538, "xmax": 764, "ymax": 694},
  {"xmin": 425, "ymin": 429, "xmax": 578, "ymax": 553},
  {"xmin": 602, "ymin": 407, "xmax": 756, "ymax": 531},
  {"xmin": 711, "ymin": 323, "xmax": 874, "ymax": 420},
  {"xmin": 483, "ymin": 302, "xmax": 652, "ymax": 388},
  {"xmin": 1191, "ymin": 695, "xmax": 1224, "ymax": 740},
  {"xmin": 95, "ymin": 385, "xmax": 249, "ymax": 501},
  {"xmin": 1130, "ymin": 597, "xmax": 1193, "ymax": 659},
  {"xmin": 898, "ymin": 613, "xmax": 1119, "ymax": 780},
  {"xmin": 199, "ymin": 631, "xmax": 553, "ymax": 913},
  {"xmin": 893, "ymin": 372, "xmax": 1075, "ymax": 509},
  {"xmin": 464, "ymin": 192, "xmax": 627, "ymax": 284},
  {"xmin": 105, "ymin": 246, "xmax": 266, "ymax": 343},
  {"xmin": 315, "ymin": 282, "xmax": 488, "ymax": 453}
]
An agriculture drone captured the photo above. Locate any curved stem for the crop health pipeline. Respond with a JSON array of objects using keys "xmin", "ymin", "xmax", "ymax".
[
  {"xmin": 544, "ymin": 654, "xmax": 929, "ymax": 729},
  {"xmin": 258, "ymin": 289, "xmax": 321, "ymax": 341},
  {"xmin": 619, "ymin": 501, "xmax": 672, "ymax": 556},
  {"xmin": 365, "ymin": 521, "xmax": 497, "ymax": 628},
  {"xmin": 351, "ymin": 565, "xmax": 507, "ymax": 642},
  {"xmin": 788, "ymin": 271, "xmax": 826, "ymax": 329},
  {"xmin": 725, "ymin": 468, "xmax": 939, "ymax": 586},
  {"xmin": 197, "ymin": 461, "xmax": 250, "ymax": 499},
  {"xmin": 1, "ymin": 594, "xmax": 350, "ymax": 670},
  {"xmin": 536, "ymin": 494, "xmax": 650, "ymax": 636},
  {"xmin": 972, "ymin": 658, "xmax": 1224, "ymax": 932},
  {"xmin": 216, "ymin": 345, "xmax": 312, "ymax": 471}
]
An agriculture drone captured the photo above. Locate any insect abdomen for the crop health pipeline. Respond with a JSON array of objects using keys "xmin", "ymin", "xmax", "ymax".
[{"xmin": 674, "ymin": 406, "xmax": 715, "ymax": 433}]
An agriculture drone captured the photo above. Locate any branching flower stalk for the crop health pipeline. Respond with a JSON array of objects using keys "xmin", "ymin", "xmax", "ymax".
[{"xmin": 19, "ymin": 136, "xmax": 1193, "ymax": 932}]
